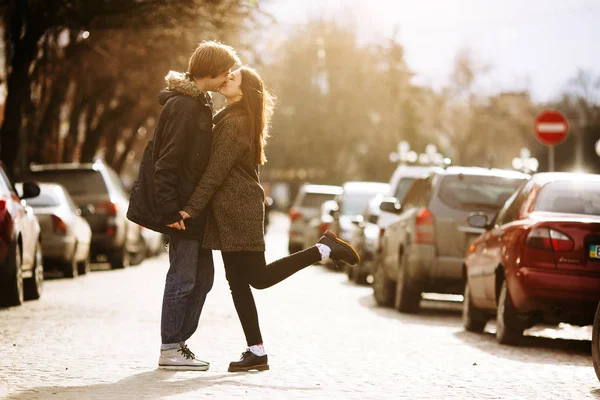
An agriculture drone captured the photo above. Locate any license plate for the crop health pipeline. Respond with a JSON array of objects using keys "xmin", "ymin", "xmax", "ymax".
[{"xmin": 590, "ymin": 244, "xmax": 600, "ymax": 259}]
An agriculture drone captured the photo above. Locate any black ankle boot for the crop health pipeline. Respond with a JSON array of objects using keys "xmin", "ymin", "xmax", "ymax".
[
  {"xmin": 228, "ymin": 350, "xmax": 269, "ymax": 372},
  {"xmin": 318, "ymin": 230, "xmax": 360, "ymax": 267}
]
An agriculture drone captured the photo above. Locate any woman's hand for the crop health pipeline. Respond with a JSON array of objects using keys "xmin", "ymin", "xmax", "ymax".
[{"xmin": 179, "ymin": 210, "xmax": 191, "ymax": 220}]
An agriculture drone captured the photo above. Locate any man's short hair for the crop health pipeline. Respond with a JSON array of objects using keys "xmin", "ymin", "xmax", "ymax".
[{"xmin": 188, "ymin": 41, "xmax": 240, "ymax": 80}]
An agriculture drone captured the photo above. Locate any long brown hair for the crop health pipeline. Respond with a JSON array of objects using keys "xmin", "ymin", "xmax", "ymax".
[{"xmin": 237, "ymin": 66, "xmax": 275, "ymax": 165}]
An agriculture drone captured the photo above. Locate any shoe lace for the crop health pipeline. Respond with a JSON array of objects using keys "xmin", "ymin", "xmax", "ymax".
[
  {"xmin": 178, "ymin": 344, "xmax": 195, "ymax": 360},
  {"xmin": 239, "ymin": 348, "xmax": 252, "ymax": 360}
]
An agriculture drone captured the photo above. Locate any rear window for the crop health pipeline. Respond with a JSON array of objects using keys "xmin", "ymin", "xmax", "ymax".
[
  {"xmin": 29, "ymin": 170, "xmax": 108, "ymax": 197},
  {"xmin": 300, "ymin": 192, "xmax": 337, "ymax": 208},
  {"xmin": 438, "ymin": 175, "xmax": 524, "ymax": 211},
  {"xmin": 26, "ymin": 190, "xmax": 61, "ymax": 207},
  {"xmin": 342, "ymin": 191, "xmax": 386, "ymax": 216},
  {"xmin": 535, "ymin": 181, "xmax": 600, "ymax": 215},
  {"xmin": 393, "ymin": 178, "xmax": 415, "ymax": 202}
]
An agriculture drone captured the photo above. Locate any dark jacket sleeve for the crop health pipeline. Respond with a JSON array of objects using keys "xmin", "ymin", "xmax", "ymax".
[
  {"xmin": 183, "ymin": 117, "xmax": 249, "ymax": 219},
  {"xmin": 154, "ymin": 97, "xmax": 195, "ymax": 225}
]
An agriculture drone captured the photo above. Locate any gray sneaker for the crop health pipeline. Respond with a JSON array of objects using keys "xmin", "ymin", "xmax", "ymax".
[{"xmin": 158, "ymin": 344, "xmax": 209, "ymax": 371}]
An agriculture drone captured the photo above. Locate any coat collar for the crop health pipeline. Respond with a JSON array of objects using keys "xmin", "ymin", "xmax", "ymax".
[{"xmin": 164, "ymin": 70, "xmax": 211, "ymax": 106}]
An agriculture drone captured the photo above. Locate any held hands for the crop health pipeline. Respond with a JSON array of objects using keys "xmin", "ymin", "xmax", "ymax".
[{"xmin": 166, "ymin": 211, "xmax": 192, "ymax": 231}]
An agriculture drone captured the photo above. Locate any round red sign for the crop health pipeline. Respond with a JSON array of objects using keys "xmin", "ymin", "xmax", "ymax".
[{"xmin": 534, "ymin": 110, "xmax": 569, "ymax": 146}]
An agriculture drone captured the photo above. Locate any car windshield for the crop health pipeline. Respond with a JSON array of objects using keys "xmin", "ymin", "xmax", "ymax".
[
  {"xmin": 535, "ymin": 181, "xmax": 600, "ymax": 215},
  {"xmin": 29, "ymin": 170, "xmax": 108, "ymax": 196},
  {"xmin": 26, "ymin": 190, "xmax": 61, "ymax": 208},
  {"xmin": 300, "ymin": 192, "xmax": 337, "ymax": 208},
  {"xmin": 438, "ymin": 175, "xmax": 524, "ymax": 211},
  {"xmin": 394, "ymin": 178, "xmax": 415, "ymax": 203}
]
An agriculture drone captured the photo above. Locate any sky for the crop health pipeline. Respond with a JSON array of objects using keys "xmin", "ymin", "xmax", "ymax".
[{"xmin": 265, "ymin": 0, "xmax": 599, "ymax": 102}]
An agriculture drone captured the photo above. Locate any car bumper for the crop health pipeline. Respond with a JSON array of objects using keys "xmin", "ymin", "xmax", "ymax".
[
  {"xmin": 507, "ymin": 267, "xmax": 600, "ymax": 314},
  {"xmin": 42, "ymin": 235, "xmax": 76, "ymax": 262},
  {"xmin": 407, "ymin": 245, "xmax": 464, "ymax": 293}
]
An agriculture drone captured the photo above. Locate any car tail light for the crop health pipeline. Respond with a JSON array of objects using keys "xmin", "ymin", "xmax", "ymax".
[
  {"xmin": 415, "ymin": 208, "xmax": 435, "ymax": 244},
  {"xmin": 96, "ymin": 200, "xmax": 117, "ymax": 216},
  {"xmin": 51, "ymin": 215, "xmax": 68, "ymax": 235},
  {"xmin": 289, "ymin": 208, "xmax": 303, "ymax": 222},
  {"xmin": 526, "ymin": 228, "xmax": 574, "ymax": 252},
  {"xmin": 318, "ymin": 221, "xmax": 329, "ymax": 234},
  {"xmin": 107, "ymin": 226, "xmax": 116, "ymax": 237},
  {"xmin": 0, "ymin": 199, "xmax": 5, "ymax": 211}
]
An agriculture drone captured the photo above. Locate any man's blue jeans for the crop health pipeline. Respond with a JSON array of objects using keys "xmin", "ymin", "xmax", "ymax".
[{"xmin": 161, "ymin": 236, "xmax": 214, "ymax": 346}]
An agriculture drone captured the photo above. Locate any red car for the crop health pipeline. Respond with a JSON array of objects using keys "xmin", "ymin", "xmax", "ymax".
[
  {"xmin": 0, "ymin": 164, "xmax": 44, "ymax": 307},
  {"xmin": 463, "ymin": 172, "xmax": 600, "ymax": 345}
]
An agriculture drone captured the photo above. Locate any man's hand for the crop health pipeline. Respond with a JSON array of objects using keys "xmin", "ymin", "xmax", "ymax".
[
  {"xmin": 179, "ymin": 210, "xmax": 191, "ymax": 220},
  {"xmin": 166, "ymin": 220, "xmax": 185, "ymax": 230}
]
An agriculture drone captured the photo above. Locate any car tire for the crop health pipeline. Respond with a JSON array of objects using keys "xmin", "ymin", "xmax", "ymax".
[
  {"xmin": 0, "ymin": 242, "xmax": 24, "ymax": 307},
  {"xmin": 345, "ymin": 264, "xmax": 353, "ymax": 280},
  {"xmin": 496, "ymin": 280, "xmax": 524, "ymax": 345},
  {"xmin": 77, "ymin": 253, "xmax": 91, "ymax": 275},
  {"xmin": 394, "ymin": 255, "xmax": 420, "ymax": 313},
  {"xmin": 63, "ymin": 250, "xmax": 79, "ymax": 279},
  {"xmin": 352, "ymin": 264, "xmax": 368, "ymax": 285},
  {"xmin": 592, "ymin": 302, "xmax": 600, "ymax": 382},
  {"xmin": 109, "ymin": 246, "xmax": 130, "ymax": 270},
  {"xmin": 462, "ymin": 280, "xmax": 488, "ymax": 333},
  {"xmin": 24, "ymin": 241, "xmax": 44, "ymax": 300},
  {"xmin": 373, "ymin": 258, "xmax": 395, "ymax": 307}
]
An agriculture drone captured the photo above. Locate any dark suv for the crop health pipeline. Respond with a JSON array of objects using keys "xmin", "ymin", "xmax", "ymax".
[
  {"xmin": 27, "ymin": 161, "xmax": 143, "ymax": 269},
  {"xmin": 374, "ymin": 167, "xmax": 528, "ymax": 313}
]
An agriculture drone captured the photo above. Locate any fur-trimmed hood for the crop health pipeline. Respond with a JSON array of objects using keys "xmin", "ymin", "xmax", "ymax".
[{"xmin": 158, "ymin": 70, "xmax": 210, "ymax": 106}]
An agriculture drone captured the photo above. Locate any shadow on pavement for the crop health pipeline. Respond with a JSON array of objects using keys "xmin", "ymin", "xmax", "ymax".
[
  {"xmin": 358, "ymin": 294, "xmax": 463, "ymax": 328},
  {"xmin": 453, "ymin": 330, "xmax": 592, "ymax": 366},
  {"xmin": 5, "ymin": 369, "xmax": 321, "ymax": 400}
]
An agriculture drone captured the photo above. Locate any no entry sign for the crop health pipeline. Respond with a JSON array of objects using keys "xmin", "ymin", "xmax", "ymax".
[{"xmin": 534, "ymin": 110, "xmax": 569, "ymax": 146}]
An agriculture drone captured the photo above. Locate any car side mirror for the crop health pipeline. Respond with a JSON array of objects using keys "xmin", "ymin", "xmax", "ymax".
[
  {"xmin": 467, "ymin": 213, "xmax": 489, "ymax": 229},
  {"xmin": 379, "ymin": 198, "xmax": 402, "ymax": 214},
  {"xmin": 20, "ymin": 182, "xmax": 40, "ymax": 200}
]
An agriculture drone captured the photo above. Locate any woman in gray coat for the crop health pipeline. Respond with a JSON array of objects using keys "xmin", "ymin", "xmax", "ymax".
[{"xmin": 176, "ymin": 66, "xmax": 359, "ymax": 372}]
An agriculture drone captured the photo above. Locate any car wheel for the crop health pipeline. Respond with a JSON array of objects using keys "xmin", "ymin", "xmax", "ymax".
[
  {"xmin": 592, "ymin": 302, "xmax": 600, "ymax": 382},
  {"xmin": 0, "ymin": 242, "xmax": 24, "ymax": 307},
  {"xmin": 496, "ymin": 280, "xmax": 524, "ymax": 345},
  {"xmin": 462, "ymin": 280, "xmax": 488, "ymax": 333},
  {"xmin": 109, "ymin": 245, "xmax": 130, "ymax": 270},
  {"xmin": 352, "ymin": 264, "xmax": 368, "ymax": 285},
  {"xmin": 77, "ymin": 253, "xmax": 91, "ymax": 275},
  {"xmin": 63, "ymin": 250, "xmax": 79, "ymax": 279},
  {"xmin": 373, "ymin": 258, "xmax": 395, "ymax": 307},
  {"xmin": 345, "ymin": 264, "xmax": 353, "ymax": 280},
  {"xmin": 24, "ymin": 241, "xmax": 44, "ymax": 300},
  {"xmin": 394, "ymin": 255, "xmax": 420, "ymax": 313}
]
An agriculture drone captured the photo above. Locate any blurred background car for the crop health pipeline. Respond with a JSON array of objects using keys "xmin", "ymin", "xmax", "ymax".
[
  {"xmin": 374, "ymin": 167, "xmax": 529, "ymax": 313},
  {"xmin": 140, "ymin": 227, "xmax": 166, "ymax": 258},
  {"xmin": 463, "ymin": 172, "xmax": 600, "ymax": 345},
  {"xmin": 327, "ymin": 181, "xmax": 389, "ymax": 269},
  {"xmin": 347, "ymin": 194, "xmax": 386, "ymax": 284},
  {"xmin": 0, "ymin": 164, "xmax": 43, "ymax": 307},
  {"xmin": 303, "ymin": 200, "xmax": 338, "ymax": 263},
  {"xmin": 16, "ymin": 183, "xmax": 92, "ymax": 278},
  {"xmin": 27, "ymin": 161, "xmax": 145, "ymax": 269},
  {"xmin": 288, "ymin": 184, "xmax": 342, "ymax": 253}
]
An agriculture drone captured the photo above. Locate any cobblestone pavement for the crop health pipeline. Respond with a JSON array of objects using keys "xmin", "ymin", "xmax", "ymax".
[{"xmin": 1, "ymin": 214, "xmax": 600, "ymax": 399}]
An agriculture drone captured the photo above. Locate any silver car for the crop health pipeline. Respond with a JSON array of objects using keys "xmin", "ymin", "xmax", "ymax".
[
  {"xmin": 19, "ymin": 183, "xmax": 92, "ymax": 277},
  {"xmin": 374, "ymin": 167, "xmax": 529, "ymax": 313},
  {"xmin": 288, "ymin": 184, "xmax": 342, "ymax": 253}
]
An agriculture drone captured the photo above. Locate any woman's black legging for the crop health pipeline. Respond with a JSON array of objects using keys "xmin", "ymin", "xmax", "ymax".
[{"xmin": 222, "ymin": 246, "xmax": 321, "ymax": 346}]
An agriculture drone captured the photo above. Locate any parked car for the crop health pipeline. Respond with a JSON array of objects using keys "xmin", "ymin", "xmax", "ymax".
[
  {"xmin": 347, "ymin": 194, "xmax": 386, "ymax": 284},
  {"xmin": 140, "ymin": 227, "xmax": 166, "ymax": 258},
  {"xmin": 304, "ymin": 200, "xmax": 339, "ymax": 264},
  {"xmin": 327, "ymin": 181, "xmax": 389, "ymax": 270},
  {"xmin": 16, "ymin": 183, "xmax": 92, "ymax": 277},
  {"xmin": 288, "ymin": 184, "xmax": 342, "ymax": 253},
  {"xmin": 374, "ymin": 166, "xmax": 528, "ymax": 313},
  {"xmin": 0, "ymin": 164, "xmax": 43, "ymax": 307},
  {"xmin": 27, "ymin": 161, "xmax": 144, "ymax": 269},
  {"xmin": 463, "ymin": 172, "xmax": 600, "ymax": 345}
]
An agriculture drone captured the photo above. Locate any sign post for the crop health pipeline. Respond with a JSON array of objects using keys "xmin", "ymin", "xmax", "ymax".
[{"xmin": 534, "ymin": 110, "xmax": 569, "ymax": 172}]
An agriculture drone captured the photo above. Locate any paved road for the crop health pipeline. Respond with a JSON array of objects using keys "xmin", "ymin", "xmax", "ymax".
[{"xmin": 1, "ymin": 214, "xmax": 599, "ymax": 399}]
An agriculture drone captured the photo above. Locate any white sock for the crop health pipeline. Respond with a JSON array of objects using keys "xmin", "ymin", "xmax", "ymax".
[
  {"xmin": 315, "ymin": 243, "xmax": 331, "ymax": 260},
  {"xmin": 249, "ymin": 344, "xmax": 266, "ymax": 356}
]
